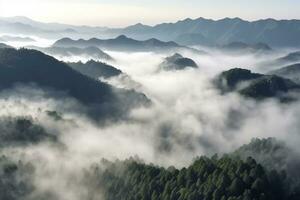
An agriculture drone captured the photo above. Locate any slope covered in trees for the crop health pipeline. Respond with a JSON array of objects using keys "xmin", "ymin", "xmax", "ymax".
[
  {"xmin": 215, "ymin": 68, "xmax": 300, "ymax": 100},
  {"xmin": 90, "ymin": 156, "xmax": 285, "ymax": 200},
  {"xmin": 0, "ymin": 48, "xmax": 149, "ymax": 119}
]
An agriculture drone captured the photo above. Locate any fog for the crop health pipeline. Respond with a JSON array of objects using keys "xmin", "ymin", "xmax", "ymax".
[{"xmin": 2, "ymin": 40, "xmax": 300, "ymax": 199}]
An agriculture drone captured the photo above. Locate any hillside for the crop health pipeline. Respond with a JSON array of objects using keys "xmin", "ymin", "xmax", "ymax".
[
  {"xmin": 0, "ymin": 48, "xmax": 149, "ymax": 119},
  {"xmin": 215, "ymin": 68, "xmax": 300, "ymax": 100}
]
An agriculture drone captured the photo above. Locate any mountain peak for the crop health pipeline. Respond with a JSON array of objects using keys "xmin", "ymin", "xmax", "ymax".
[{"xmin": 116, "ymin": 35, "xmax": 129, "ymax": 40}]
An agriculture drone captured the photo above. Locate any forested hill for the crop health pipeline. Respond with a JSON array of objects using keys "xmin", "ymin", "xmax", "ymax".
[{"xmin": 90, "ymin": 156, "xmax": 287, "ymax": 200}]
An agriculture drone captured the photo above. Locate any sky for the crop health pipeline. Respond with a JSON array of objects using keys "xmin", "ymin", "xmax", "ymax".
[{"xmin": 0, "ymin": 0, "xmax": 299, "ymax": 27}]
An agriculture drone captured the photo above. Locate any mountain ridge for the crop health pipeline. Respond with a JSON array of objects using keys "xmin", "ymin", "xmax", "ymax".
[{"xmin": 2, "ymin": 16, "xmax": 300, "ymax": 47}]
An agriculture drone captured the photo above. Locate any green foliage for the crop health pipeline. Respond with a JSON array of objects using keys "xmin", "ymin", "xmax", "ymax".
[{"xmin": 88, "ymin": 156, "xmax": 284, "ymax": 200}]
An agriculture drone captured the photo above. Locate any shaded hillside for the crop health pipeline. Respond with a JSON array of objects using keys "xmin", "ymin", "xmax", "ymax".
[
  {"xmin": 68, "ymin": 60, "xmax": 122, "ymax": 79},
  {"xmin": 159, "ymin": 53, "xmax": 198, "ymax": 71},
  {"xmin": 0, "ymin": 48, "xmax": 149, "ymax": 119}
]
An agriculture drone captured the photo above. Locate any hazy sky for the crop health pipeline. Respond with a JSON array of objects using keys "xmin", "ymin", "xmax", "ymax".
[{"xmin": 0, "ymin": 0, "xmax": 299, "ymax": 27}]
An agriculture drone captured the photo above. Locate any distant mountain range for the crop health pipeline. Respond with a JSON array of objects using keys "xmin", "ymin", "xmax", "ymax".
[
  {"xmin": 107, "ymin": 17, "xmax": 300, "ymax": 47},
  {"xmin": 2, "ymin": 16, "xmax": 300, "ymax": 47}
]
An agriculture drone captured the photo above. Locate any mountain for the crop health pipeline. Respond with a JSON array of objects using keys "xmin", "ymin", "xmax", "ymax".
[
  {"xmin": 0, "ymin": 48, "xmax": 149, "ymax": 119},
  {"xmin": 159, "ymin": 53, "xmax": 198, "ymax": 71},
  {"xmin": 68, "ymin": 60, "xmax": 122, "ymax": 79},
  {"xmin": 2, "ymin": 16, "xmax": 300, "ymax": 47},
  {"xmin": 107, "ymin": 17, "xmax": 300, "ymax": 47},
  {"xmin": 215, "ymin": 68, "xmax": 263, "ymax": 92},
  {"xmin": 268, "ymin": 63, "xmax": 300, "ymax": 84},
  {"xmin": 219, "ymin": 42, "xmax": 272, "ymax": 54},
  {"xmin": 28, "ymin": 46, "xmax": 113, "ymax": 61},
  {"xmin": 215, "ymin": 68, "xmax": 300, "ymax": 100},
  {"xmin": 53, "ymin": 35, "xmax": 185, "ymax": 52}
]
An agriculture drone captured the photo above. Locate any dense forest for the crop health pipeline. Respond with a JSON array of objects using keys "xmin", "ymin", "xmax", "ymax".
[{"xmin": 81, "ymin": 138, "xmax": 300, "ymax": 200}]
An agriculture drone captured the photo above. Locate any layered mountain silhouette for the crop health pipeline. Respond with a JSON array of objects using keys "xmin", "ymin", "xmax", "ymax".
[
  {"xmin": 215, "ymin": 68, "xmax": 300, "ymax": 100},
  {"xmin": 28, "ymin": 46, "xmax": 113, "ymax": 61},
  {"xmin": 53, "ymin": 35, "xmax": 184, "ymax": 52},
  {"xmin": 159, "ymin": 53, "xmax": 198, "ymax": 71},
  {"xmin": 68, "ymin": 60, "xmax": 122, "ymax": 80},
  {"xmin": 110, "ymin": 17, "xmax": 300, "ymax": 47},
  {"xmin": 2, "ymin": 16, "xmax": 300, "ymax": 47},
  {"xmin": 268, "ymin": 63, "xmax": 300, "ymax": 84},
  {"xmin": 0, "ymin": 48, "xmax": 149, "ymax": 119}
]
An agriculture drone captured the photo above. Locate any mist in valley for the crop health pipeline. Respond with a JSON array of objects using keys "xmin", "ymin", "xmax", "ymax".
[{"xmin": 1, "ymin": 13, "xmax": 300, "ymax": 199}]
